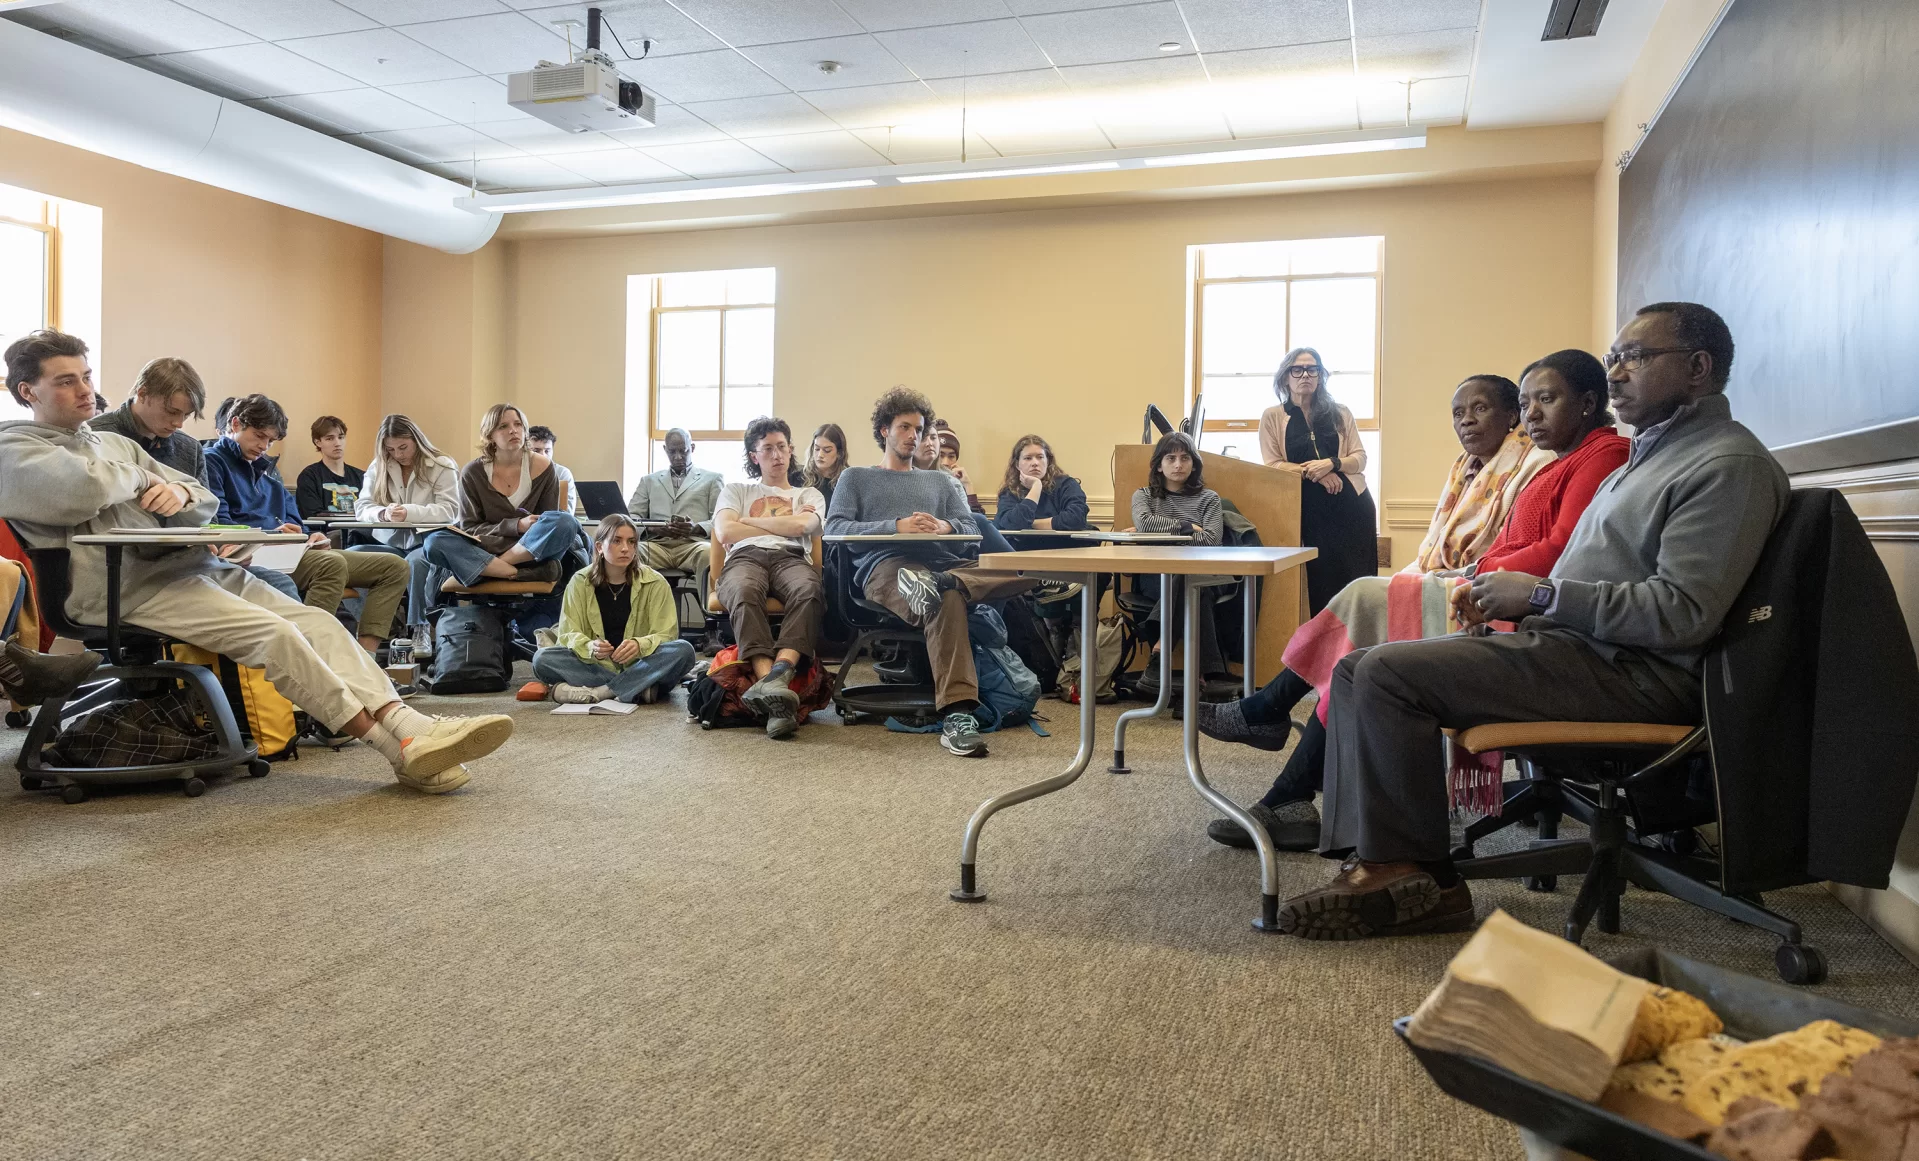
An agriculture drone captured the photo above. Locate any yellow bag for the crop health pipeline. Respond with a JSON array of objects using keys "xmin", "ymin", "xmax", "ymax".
[{"xmin": 170, "ymin": 644, "xmax": 301, "ymax": 760}]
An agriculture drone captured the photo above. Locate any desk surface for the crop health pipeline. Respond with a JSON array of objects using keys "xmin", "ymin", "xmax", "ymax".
[
  {"xmin": 1070, "ymin": 531, "xmax": 1191, "ymax": 543},
  {"xmin": 78, "ymin": 530, "xmax": 309, "ymax": 546},
  {"xmin": 311, "ymin": 521, "xmax": 449, "ymax": 531},
  {"xmin": 824, "ymin": 533, "xmax": 981, "ymax": 542},
  {"xmin": 979, "ymin": 544, "xmax": 1317, "ymax": 576}
]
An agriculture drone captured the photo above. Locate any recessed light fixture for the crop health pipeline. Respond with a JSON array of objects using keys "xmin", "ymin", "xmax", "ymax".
[
  {"xmin": 1143, "ymin": 135, "xmax": 1424, "ymax": 168},
  {"xmin": 1158, "ymin": 41, "xmax": 1182, "ymax": 52},
  {"xmin": 482, "ymin": 178, "xmax": 878, "ymax": 213}
]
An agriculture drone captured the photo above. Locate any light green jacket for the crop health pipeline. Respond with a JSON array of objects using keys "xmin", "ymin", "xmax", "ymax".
[{"xmin": 555, "ymin": 566, "xmax": 679, "ymax": 666}]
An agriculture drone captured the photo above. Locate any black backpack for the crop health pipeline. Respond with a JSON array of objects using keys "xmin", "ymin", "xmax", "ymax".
[{"xmin": 423, "ymin": 606, "xmax": 513, "ymax": 694}]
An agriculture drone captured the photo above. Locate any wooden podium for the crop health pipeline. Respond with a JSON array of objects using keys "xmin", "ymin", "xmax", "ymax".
[{"xmin": 1111, "ymin": 445, "xmax": 1304, "ymax": 687}]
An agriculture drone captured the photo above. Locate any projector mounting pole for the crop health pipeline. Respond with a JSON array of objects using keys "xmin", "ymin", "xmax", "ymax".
[{"xmin": 586, "ymin": 7, "xmax": 602, "ymax": 54}]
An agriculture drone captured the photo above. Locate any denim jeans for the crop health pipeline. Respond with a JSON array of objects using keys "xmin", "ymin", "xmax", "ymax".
[
  {"xmin": 348, "ymin": 543, "xmax": 433, "ymax": 630},
  {"xmin": 530, "ymin": 639, "xmax": 697, "ymax": 703},
  {"xmin": 422, "ymin": 511, "xmax": 582, "ymax": 587},
  {"xmin": 246, "ymin": 564, "xmax": 302, "ymax": 602}
]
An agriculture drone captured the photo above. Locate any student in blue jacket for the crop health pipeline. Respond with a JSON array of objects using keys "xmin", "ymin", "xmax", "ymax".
[{"xmin": 993, "ymin": 435, "xmax": 1091, "ymax": 532}]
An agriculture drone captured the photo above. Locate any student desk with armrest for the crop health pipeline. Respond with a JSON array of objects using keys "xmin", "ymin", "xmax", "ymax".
[{"xmin": 956, "ymin": 543, "xmax": 1316, "ymax": 932}]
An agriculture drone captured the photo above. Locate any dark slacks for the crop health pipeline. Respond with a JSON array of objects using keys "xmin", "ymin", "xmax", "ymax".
[
  {"xmin": 716, "ymin": 545, "xmax": 825, "ymax": 662},
  {"xmin": 1321, "ymin": 628, "xmax": 1700, "ymax": 863},
  {"xmin": 862, "ymin": 557, "xmax": 1036, "ymax": 712}
]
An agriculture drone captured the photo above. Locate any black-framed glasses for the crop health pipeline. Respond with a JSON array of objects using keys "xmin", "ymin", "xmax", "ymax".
[
  {"xmin": 1285, "ymin": 365, "xmax": 1324, "ymax": 379},
  {"xmin": 1602, "ymin": 346, "xmax": 1697, "ymax": 373}
]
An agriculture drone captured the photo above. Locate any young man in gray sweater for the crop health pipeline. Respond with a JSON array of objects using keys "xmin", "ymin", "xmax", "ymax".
[
  {"xmin": 0, "ymin": 330, "xmax": 514, "ymax": 794},
  {"xmin": 1274, "ymin": 303, "xmax": 1789, "ymax": 941},
  {"xmin": 825, "ymin": 387, "xmax": 1036, "ymax": 757}
]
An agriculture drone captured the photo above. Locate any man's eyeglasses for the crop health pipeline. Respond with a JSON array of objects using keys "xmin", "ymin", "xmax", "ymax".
[
  {"xmin": 1602, "ymin": 346, "xmax": 1697, "ymax": 373},
  {"xmin": 1285, "ymin": 365, "xmax": 1324, "ymax": 379}
]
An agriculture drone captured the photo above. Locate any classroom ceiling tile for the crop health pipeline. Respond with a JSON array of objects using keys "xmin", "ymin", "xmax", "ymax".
[
  {"xmin": 683, "ymin": 94, "xmax": 840, "ymax": 138},
  {"xmin": 339, "ymin": 1, "xmax": 509, "ymax": 24},
  {"xmin": 395, "ymin": 11, "xmax": 573, "ymax": 75},
  {"xmin": 1019, "ymin": 2, "xmax": 1193, "ymax": 68},
  {"xmin": 803, "ymin": 81, "xmax": 945, "ymax": 130},
  {"xmin": 835, "ymin": 1, "xmax": 1014, "ymax": 32},
  {"xmin": 875, "ymin": 19, "xmax": 1052, "ymax": 79},
  {"xmin": 1202, "ymin": 40, "xmax": 1353, "ymax": 82},
  {"xmin": 12, "ymin": 0, "xmax": 255, "ymax": 58},
  {"xmin": 849, "ymin": 126, "xmax": 996, "ymax": 164},
  {"xmin": 281, "ymin": 26, "xmax": 477, "ymax": 85},
  {"xmin": 741, "ymin": 34, "xmax": 917, "ymax": 91},
  {"xmin": 150, "ymin": 43, "xmax": 366, "ymax": 99},
  {"xmin": 976, "ymin": 121, "xmax": 1111, "ymax": 156},
  {"xmin": 1055, "ymin": 56, "xmax": 1227, "ymax": 147},
  {"xmin": 740, "ymin": 130, "xmax": 892, "ymax": 171},
  {"xmin": 383, "ymin": 74, "xmax": 523, "ymax": 122},
  {"xmin": 469, "ymin": 155, "xmax": 600, "ymax": 189},
  {"xmin": 1358, "ymin": 72, "xmax": 1467, "ymax": 129},
  {"xmin": 1177, "ymin": 0, "xmax": 1351, "ymax": 53},
  {"xmin": 1001, "ymin": 0, "xmax": 1140, "ymax": 13},
  {"xmin": 546, "ymin": 147, "xmax": 688, "ymax": 183},
  {"xmin": 626, "ymin": 48, "xmax": 787, "ymax": 103},
  {"xmin": 1218, "ymin": 83, "xmax": 1360, "ymax": 137},
  {"xmin": 601, "ymin": 105, "xmax": 733, "ymax": 148},
  {"xmin": 667, "ymin": 0, "xmax": 863, "ymax": 46},
  {"xmin": 476, "ymin": 117, "xmax": 632, "ymax": 153},
  {"xmin": 635, "ymin": 138, "xmax": 782, "ymax": 178},
  {"xmin": 510, "ymin": 1, "xmax": 727, "ymax": 56},
  {"xmin": 271, "ymin": 87, "xmax": 452, "ymax": 133},
  {"xmin": 1355, "ymin": 27, "xmax": 1476, "ymax": 79},
  {"xmin": 1350, "ymin": 0, "xmax": 1481, "ymax": 39},
  {"xmin": 363, "ymin": 123, "xmax": 525, "ymax": 161},
  {"xmin": 174, "ymin": 0, "xmax": 377, "ymax": 41}
]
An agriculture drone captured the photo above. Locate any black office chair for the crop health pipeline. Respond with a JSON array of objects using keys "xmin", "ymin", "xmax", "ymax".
[
  {"xmin": 1450, "ymin": 718, "xmax": 1827, "ymax": 985},
  {"xmin": 14, "ymin": 543, "xmax": 265, "ymax": 803},
  {"xmin": 825, "ymin": 543, "xmax": 939, "ymax": 726}
]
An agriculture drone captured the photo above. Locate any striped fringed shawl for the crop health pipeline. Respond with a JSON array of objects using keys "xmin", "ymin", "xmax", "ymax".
[{"xmin": 1412, "ymin": 429, "xmax": 1553, "ymax": 573}]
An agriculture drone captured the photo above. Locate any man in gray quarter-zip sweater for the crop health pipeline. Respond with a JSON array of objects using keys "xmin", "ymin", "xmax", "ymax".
[{"xmin": 1268, "ymin": 303, "xmax": 1788, "ymax": 942}]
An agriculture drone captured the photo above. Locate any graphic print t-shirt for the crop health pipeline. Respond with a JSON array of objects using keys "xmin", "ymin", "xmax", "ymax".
[{"xmin": 714, "ymin": 481, "xmax": 825, "ymax": 561}]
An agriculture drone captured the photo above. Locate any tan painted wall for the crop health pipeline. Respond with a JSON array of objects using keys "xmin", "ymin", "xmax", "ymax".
[
  {"xmin": 0, "ymin": 124, "xmax": 383, "ymax": 478},
  {"xmin": 503, "ymin": 175, "xmax": 1594, "ymax": 568}
]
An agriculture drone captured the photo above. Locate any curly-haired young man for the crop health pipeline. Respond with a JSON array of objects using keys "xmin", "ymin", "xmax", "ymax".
[{"xmin": 823, "ymin": 386, "xmax": 1036, "ymax": 757}]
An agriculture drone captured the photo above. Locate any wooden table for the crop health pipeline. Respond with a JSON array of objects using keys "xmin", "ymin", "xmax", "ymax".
[
  {"xmin": 822, "ymin": 533, "xmax": 982, "ymax": 543},
  {"xmin": 74, "ymin": 530, "xmax": 309, "ymax": 665},
  {"xmin": 958, "ymin": 543, "xmax": 1318, "ymax": 932}
]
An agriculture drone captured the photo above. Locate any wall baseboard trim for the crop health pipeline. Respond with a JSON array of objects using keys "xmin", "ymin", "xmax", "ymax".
[
  {"xmin": 1828, "ymin": 882, "xmax": 1919, "ymax": 970},
  {"xmin": 1383, "ymin": 499, "xmax": 1437, "ymax": 528}
]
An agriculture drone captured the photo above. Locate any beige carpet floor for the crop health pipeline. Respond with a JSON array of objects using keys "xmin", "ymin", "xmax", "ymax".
[{"xmin": 3, "ymin": 673, "xmax": 1917, "ymax": 1160}]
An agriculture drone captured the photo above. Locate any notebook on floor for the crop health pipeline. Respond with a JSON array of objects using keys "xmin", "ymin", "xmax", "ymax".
[{"xmin": 550, "ymin": 699, "xmax": 637, "ymax": 715}]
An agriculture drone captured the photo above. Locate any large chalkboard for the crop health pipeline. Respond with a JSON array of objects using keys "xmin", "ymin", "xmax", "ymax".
[{"xmin": 1618, "ymin": 0, "xmax": 1919, "ymax": 463}]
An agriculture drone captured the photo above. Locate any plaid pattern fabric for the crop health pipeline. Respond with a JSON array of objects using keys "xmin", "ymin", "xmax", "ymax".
[{"xmin": 43, "ymin": 686, "xmax": 217, "ymax": 768}]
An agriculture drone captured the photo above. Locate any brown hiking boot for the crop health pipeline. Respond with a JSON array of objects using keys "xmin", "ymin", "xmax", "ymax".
[{"xmin": 1276, "ymin": 858, "xmax": 1476, "ymax": 941}]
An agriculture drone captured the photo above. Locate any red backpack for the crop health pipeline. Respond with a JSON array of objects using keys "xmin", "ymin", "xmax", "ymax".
[{"xmin": 687, "ymin": 645, "xmax": 833, "ymax": 729}]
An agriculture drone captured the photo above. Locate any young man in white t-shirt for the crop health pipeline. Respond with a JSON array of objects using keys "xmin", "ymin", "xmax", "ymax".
[{"xmin": 713, "ymin": 417, "xmax": 826, "ymax": 739}]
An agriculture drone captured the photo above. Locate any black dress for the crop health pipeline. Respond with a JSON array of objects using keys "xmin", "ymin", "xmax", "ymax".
[{"xmin": 1282, "ymin": 401, "xmax": 1378, "ymax": 614}]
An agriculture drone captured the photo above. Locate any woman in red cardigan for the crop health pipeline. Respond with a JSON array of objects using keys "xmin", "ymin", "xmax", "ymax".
[{"xmin": 1202, "ymin": 348, "xmax": 1629, "ymax": 852}]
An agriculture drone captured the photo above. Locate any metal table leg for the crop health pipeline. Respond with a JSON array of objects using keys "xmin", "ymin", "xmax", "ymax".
[
  {"xmin": 952, "ymin": 570, "xmax": 1099, "ymax": 903},
  {"xmin": 1242, "ymin": 574, "xmax": 1258, "ymax": 698},
  {"xmin": 1108, "ymin": 572, "xmax": 1172, "ymax": 773},
  {"xmin": 1182, "ymin": 583, "xmax": 1283, "ymax": 932}
]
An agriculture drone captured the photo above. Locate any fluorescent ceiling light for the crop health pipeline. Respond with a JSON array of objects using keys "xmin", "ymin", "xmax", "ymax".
[
  {"xmin": 896, "ymin": 161, "xmax": 1121, "ymax": 184},
  {"xmin": 486, "ymin": 178, "xmax": 876, "ymax": 213},
  {"xmin": 1144, "ymin": 135, "xmax": 1424, "ymax": 168}
]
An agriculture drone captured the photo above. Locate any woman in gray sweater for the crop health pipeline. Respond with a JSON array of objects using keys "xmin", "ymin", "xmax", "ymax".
[{"xmin": 1129, "ymin": 432, "xmax": 1228, "ymax": 690}]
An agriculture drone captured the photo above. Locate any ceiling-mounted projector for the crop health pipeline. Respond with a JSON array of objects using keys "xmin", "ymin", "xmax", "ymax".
[{"xmin": 507, "ymin": 7, "xmax": 655, "ymax": 132}]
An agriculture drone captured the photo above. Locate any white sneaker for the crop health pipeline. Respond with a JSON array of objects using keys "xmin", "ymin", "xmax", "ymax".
[
  {"xmin": 397, "ymin": 714, "xmax": 512, "ymax": 785},
  {"xmin": 550, "ymin": 683, "xmax": 602, "ymax": 704},
  {"xmin": 534, "ymin": 626, "xmax": 558, "ymax": 649},
  {"xmin": 398, "ymin": 763, "xmax": 471, "ymax": 795},
  {"xmin": 410, "ymin": 629, "xmax": 435, "ymax": 660}
]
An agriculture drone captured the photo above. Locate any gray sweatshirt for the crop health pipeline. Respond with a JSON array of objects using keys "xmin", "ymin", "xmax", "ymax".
[
  {"xmin": 1542, "ymin": 393, "xmax": 1789, "ymax": 674},
  {"xmin": 0, "ymin": 419, "xmax": 227, "ymax": 624},
  {"xmin": 825, "ymin": 466, "xmax": 979, "ymax": 585}
]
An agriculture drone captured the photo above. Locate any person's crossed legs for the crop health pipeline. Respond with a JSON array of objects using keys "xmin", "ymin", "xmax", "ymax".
[
  {"xmin": 531, "ymin": 640, "xmax": 697, "ymax": 704},
  {"xmin": 1276, "ymin": 628, "xmax": 1699, "ymax": 941},
  {"xmin": 127, "ymin": 568, "xmax": 514, "ymax": 793}
]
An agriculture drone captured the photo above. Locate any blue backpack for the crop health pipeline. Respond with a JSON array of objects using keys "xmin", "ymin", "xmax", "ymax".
[{"xmin": 885, "ymin": 605, "xmax": 1044, "ymax": 735}]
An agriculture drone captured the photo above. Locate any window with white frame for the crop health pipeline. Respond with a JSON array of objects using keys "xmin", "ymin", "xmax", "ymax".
[
  {"xmin": 0, "ymin": 182, "xmax": 102, "ymax": 423},
  {"xmin": 1189, "ymin": 237, "xmax": 1382, "ymax": 505},
  {"xmin": 624, "ymin": 267, "xmax": 775, "ymax": 490}
]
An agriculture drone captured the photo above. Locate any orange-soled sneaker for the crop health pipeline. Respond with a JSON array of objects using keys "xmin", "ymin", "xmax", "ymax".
[{"xmin": 1275, "ymin": 858, "xmax": 1476, "ymax": 941}]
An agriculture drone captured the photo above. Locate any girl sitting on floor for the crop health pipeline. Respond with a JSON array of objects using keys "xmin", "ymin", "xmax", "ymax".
[{"xmin": 530, "ymin": 514, "xmax": 696, "ymax": 705}]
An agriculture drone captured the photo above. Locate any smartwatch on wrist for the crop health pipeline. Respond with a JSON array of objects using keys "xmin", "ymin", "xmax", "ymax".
[{"xmin": 1527, "ymin": 580, "xmax": 1556, "ymax": 613}]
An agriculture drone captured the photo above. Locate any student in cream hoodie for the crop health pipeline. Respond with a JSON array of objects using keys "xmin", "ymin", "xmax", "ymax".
[{"xmin": 0, "ymin": 329, "xmax": 513, "ymax": 793}]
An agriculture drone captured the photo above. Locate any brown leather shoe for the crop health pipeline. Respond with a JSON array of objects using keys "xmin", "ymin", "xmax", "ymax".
[{"xmin": 1276, "ymin": 858, "xmax": 1476, "ymax": 941}]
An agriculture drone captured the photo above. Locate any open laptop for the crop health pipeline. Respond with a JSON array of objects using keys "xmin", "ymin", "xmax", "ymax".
[{"xmin": 575, "ymin": 481, "xmax": 628, "ymax": 521}]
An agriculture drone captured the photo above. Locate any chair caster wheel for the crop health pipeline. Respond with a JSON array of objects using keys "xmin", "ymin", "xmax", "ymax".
[
  {"xmin": 5, "ymin": 709, "xmax": 28, "ymax": 728},
  {"xmin": 1524, "ymin": 876, "xmax": 1557, "ymax": 893},
  {"xmin": 247, "ymin": 759, "xmax": 270, "ymax": 778},
  {"xmin": 60, "ymin": 784, "xmax": 87, "ymax": 805},
  {"xmin": 182, "ymin": 777, "xmax": 206, "ymax": 798},
  {"xmin": 1450, "ymin": 845, "xmax": 1473, "ymax": 863},
  {"xmin": 1776, "ymin": 943, "xmax": 1828, "ymax": 986}
]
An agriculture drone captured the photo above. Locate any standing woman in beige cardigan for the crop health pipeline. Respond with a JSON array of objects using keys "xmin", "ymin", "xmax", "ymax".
[{"xmin": 1258, "ymin": 346, "xmax": 1378, "ymax": 613}]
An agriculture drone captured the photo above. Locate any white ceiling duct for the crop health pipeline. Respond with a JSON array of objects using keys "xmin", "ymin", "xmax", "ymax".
[{"xmin": 0, "ymin": 19, "xmax": 497, "ymax": 254}]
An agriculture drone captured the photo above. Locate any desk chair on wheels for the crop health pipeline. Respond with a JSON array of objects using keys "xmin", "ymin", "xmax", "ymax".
[
  {"xmin": 13, "ymin": 539, "xmax": 265, "ymax": 803},
  {"xmin": 824, "ymin": 542, "xmax": 939, "ymax": 726}
]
